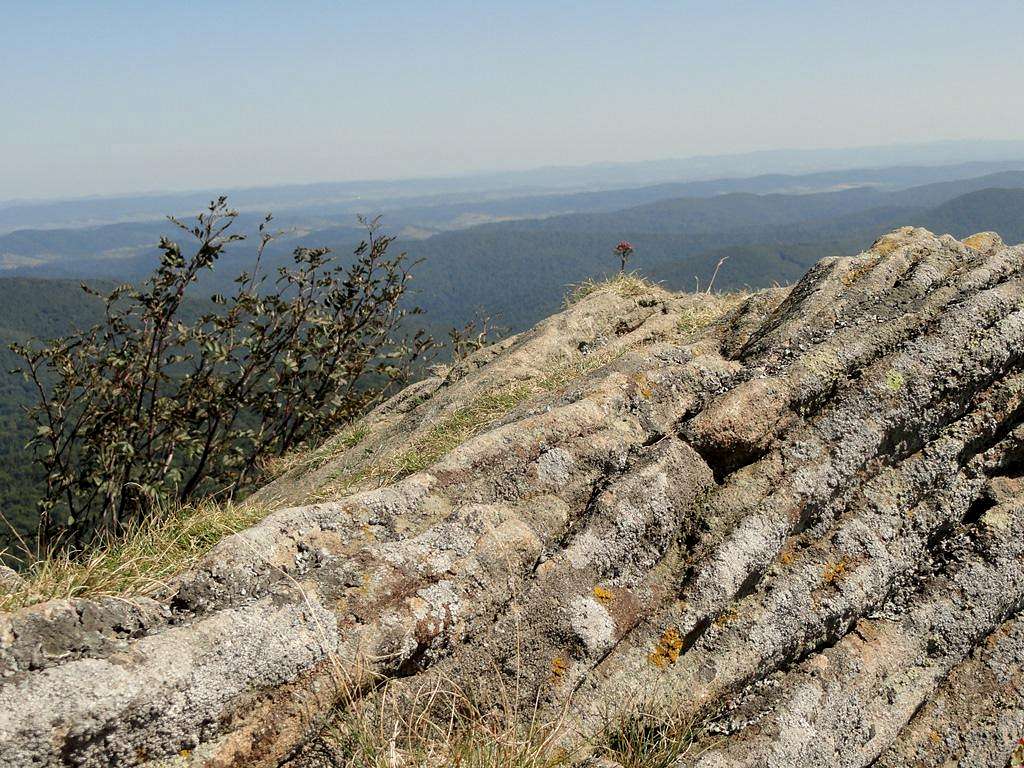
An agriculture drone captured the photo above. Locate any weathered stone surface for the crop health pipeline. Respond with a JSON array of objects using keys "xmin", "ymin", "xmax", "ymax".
[{"xmin": 2, "ymin": 227, "xmax": 1023, "ymax": 766}]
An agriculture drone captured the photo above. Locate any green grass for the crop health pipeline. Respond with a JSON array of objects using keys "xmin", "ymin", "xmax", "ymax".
[
  {"xmin": 395, "ymin": 384, "xmax": 535, "ymax": 473},
  {"xmin": 599, "ymin": 710, "xmax": 706, "ymax": 768},
  {"xmin": 266, "ymin": 425, "xmax": 371, "ymax": 479},
  {"xmin": 312, "ymin": 381, "xmax": 535, "ymax": 501}
]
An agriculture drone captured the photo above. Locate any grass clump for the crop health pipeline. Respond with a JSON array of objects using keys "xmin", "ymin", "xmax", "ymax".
[
  {"xmin": 674, "ymin": 291, "xmax": 750, "ymax": 338},
  {"xmin": 307, "ymin": 671, "xmax": 703, "ymax": 768},
  {"xmin": 313, "ymin": 381, "xmax": 536, "ymax": 501},
  {"xmin": 266, "ymin": 425, "xmax": 371, "ymax": 479},
  {"xmin": 600, "ymin": 709, "xmax": 704, "ymax": 768},
  {"xmin": 0, "ymin": 497, "xmax": 270, "ymax": 611},
  {"xmin": 392, "ymin": 383, "xmax": 534, "ymax": 476},
  {"xmin": 564, "ymin": 272, "xmax": 660, "ymax": 307},
  {"xmin": 316, "ymin": 686, "xmax": 567, "ymax": 768}
]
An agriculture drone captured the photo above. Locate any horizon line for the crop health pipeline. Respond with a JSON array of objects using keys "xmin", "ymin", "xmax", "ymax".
[{"xmin": 4, "ymin": 137, "xmax": 1024, "ymax": 209}]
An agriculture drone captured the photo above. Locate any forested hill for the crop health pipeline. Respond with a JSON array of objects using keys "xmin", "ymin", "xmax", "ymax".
[
  {"xmin": 398, "ymin": 181, "xmax": 1024, "ymax": 331},
  {"xmin": 5, "ymin": 170, "xmax": 1024, "ymax": 331}
]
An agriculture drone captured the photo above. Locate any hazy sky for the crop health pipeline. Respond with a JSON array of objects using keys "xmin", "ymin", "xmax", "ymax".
[{"xmin": 3, "ymin": 0, "xmax": 1024, "ymax": 199}]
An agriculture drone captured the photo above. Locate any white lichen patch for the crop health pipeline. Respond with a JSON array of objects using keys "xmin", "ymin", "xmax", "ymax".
[
  {"xmin": 564, "ymin": 531, "xmax": 605, "ymax": 570},
  {"xmin": 536, "ymin": 447, "xmax": 574, "ymax": 487},
  {"xmin": 567, "ymin": 595, "xmax": 616, "ymax": 655}
]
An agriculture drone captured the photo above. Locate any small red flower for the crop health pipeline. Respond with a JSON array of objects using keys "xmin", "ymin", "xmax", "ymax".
[{"xmin": 613, "ymin": 241, "xmax": 634, "ymax": 273}]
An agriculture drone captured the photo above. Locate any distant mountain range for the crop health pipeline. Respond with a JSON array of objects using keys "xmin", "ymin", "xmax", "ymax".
[
  {"xmin": 4, "ymin": 161, "xmax": 1024, "ymax": 326},
  {"xmin": 3, "ymin": 163, "xmax": 1024, "ymax": 329},
  {"xmin": 3, "ymin": 139, "xmax": 1024, "ymax": 232}
]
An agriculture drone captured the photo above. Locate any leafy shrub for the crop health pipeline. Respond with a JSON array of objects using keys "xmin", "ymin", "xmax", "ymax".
[{"xmin": 11, "ymin": 198, "xmax": 431, "ymax": 548}]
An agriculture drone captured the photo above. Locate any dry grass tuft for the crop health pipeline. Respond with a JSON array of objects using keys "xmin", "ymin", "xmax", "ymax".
[
  {"xmin": 305, "ymin": 671, "xmax": 704, "ymax": 768},
  {"xmin": 266, "ymin": 425, "xmax": 371, "ymax": 479},
  {"xmin": 563, "ymin": 272, "xmax": 661, "ymax": 307},
  {"xmin": 674, "ymin": 291, "xmax": 750, "ymax": 338},
  {"xmin": 0, "ymin": 497, "xmax": 271, "ymax": 611},
  {"xmin": 311, "ymin": 673, "xmax": 571, "ymax": 768},
  {"xmin": 600, "ymin": 707, "xmax": 706, "ymax": 768}
]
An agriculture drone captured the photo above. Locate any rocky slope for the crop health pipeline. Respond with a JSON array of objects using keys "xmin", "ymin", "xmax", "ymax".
[{"xmin": 2, "ymin": 227, "xmax": 1024, "ymax": 767}]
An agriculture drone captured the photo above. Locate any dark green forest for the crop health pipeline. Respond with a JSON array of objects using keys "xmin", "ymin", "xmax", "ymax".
[{"xmin": 0, "ymin": 280, "xmax": 109, "ymax": 550}]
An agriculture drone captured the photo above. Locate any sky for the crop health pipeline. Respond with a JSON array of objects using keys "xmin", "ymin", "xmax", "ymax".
[{"xmin": 3, "ymin": 0, "xmax": 1024, "ymax": 200}]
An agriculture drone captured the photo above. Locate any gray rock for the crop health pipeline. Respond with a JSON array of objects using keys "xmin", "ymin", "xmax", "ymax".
[{"xmin": 0, "ymin": 565, "xmax": 23, "ymax": 592}]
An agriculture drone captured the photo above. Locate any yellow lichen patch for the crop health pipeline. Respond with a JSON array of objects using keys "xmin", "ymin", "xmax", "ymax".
[
  {"xmin": 713, "ymin": 605, "xmax": 740, "ymax": 628},
  {"xmin": 795, "ymin": 346, "xmax": 841, "ymax": 379},
  {"xmin": 981, "ymin": 506, "xmax": 1012, "ymax": 531},
  {"xmin": 632, "ymin": 372, "xmax": 653, "ymax": 398},
  {"xmin": 885, "ymin": 369, "xmax": 905, "ymax": 392},
  {"xmin": 1012, "ymin": 738, "xmax": 1024, "ymax": 768},
  {"xmin": 822, "ymin": 557, "xmax": 851, "ymax": 585},
  {"xmin": 840, "ymin": 257, "xmax": 879, "ymax": 286},
  {"xmin": 593, "ymin": 585, "xmax": 615, "ymax": 604},
  {"xmin": 778, "ymin": 549, "xmax": 795, "ymax": 566},
  {"xmin": 549, "ymin": 655, "xmax": 569, "ymax": 685},
  {"xmin": 648, "ymin": 626, "xmax": 684, "ymax": 669},
  {"xmin": 870, "ymin": 228, "xmax": 915, "ymax": 256},
  {"xmin": 963, "ymin": 232, "xmax": 1002, "ymax": 252},
  {"xmin": 927, "ymin": 730, "xmax": 942, "ymax": 745}
]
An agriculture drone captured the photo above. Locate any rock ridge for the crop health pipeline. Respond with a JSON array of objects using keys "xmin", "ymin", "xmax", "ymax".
[{"xmin": 1, "ymin": 226, "xmax": 1023, "ymax": 767}]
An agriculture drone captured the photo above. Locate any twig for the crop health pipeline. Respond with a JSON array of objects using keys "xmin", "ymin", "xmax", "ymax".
[{"xmin": 706, "ymin": 255, "xmax": 730, "ymax": 294}]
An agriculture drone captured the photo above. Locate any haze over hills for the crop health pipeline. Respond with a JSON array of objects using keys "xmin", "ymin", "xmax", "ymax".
[
  {"xmin": 3, "ymin": 141, "xmax": 1023, "ymax": 233},
  {"xmin": 5, "ymin": 164, "xmax": 1024, "ymax": 330},
  {"xmin": 3, "ymin": 162, "xmax": 1024, "ymax": 272}
]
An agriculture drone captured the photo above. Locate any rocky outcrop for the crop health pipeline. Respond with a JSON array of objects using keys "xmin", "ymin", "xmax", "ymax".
[{"xmin": 2, "ymin": 227, "xmax": 1023, "ymax": 767}]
